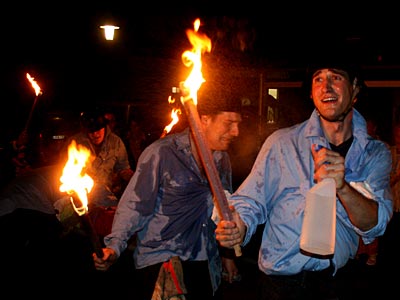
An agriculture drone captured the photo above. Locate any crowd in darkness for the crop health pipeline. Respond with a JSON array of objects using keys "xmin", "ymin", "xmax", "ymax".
[
  {"xmin": 0, "ymin": 106, "xmax": 147, "ymax": 290},
  {"xmin": 1, "ymin": 56, "xmax": 400, "ymax": 300}
]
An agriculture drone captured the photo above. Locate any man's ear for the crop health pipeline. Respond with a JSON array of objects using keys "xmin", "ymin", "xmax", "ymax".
[
  {"xmin": 200, "ymin": 114, "xmax": 209, "ymax": 125},
  {"xmin": 351, "ymin": 78, "xmax": 360, "ymax": 102},
  {"xmin": 352, "ymin": 77, "xmax": 358, "ymax": 90}
]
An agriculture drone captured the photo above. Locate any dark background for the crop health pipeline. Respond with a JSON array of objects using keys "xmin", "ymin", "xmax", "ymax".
[{"xmin": 2, "ymin": 4, "xmax": 400, "ymax": 144}]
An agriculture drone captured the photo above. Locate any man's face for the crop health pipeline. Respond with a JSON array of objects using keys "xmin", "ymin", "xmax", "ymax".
[
  {"xmin": 202, "ymin": 112, "xmax": 242, "ymax": 151},
  {"xmin": 87, "ymin": 127, "xmax": 105, "ymax": 145},
  {"xmin": 311, "ymin": 68, "xmax": 355, "ymax": 122}
]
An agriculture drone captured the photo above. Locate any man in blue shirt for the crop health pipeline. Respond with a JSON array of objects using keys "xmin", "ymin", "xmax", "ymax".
[
  {"xmin": 93, "ymin": 82, "xmax": 242, "ymax": 300},
  {"xmin": 215, "ymin": 59, "xmax": 393, "ymax": 299}
]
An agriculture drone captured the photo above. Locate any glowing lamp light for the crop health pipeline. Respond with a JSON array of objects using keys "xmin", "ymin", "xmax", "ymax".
[{"xmin": 100, "ymin": 25, "xmax": 120, "ymax": 40}]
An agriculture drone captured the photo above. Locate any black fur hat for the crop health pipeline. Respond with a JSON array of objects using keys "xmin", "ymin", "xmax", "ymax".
[
  {"xmin": 197, "ymin": 79, "xmax": 242, "ymax": 116},
  {"xmin": 80, "ymin": 110, "xmax": 107, "ymax": 133}
]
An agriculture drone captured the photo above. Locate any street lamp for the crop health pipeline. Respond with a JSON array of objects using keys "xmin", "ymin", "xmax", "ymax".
[{"xmin": 100, "ymin": 25, "xmax": 120, "ymax": 40}]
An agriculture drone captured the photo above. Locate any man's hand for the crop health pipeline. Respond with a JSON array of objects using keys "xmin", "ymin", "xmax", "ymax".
[
  {"xmin": 311, "ymin": 144, "xmax": 345, "ymax": 189},
  {"xmin": 222, "ymin": 257, "xmax": 241, "ymax": 283},
  {"xmin": 215, "ymin": 206, "xmax": 245, "ymax": 249},
  {"xmin": 93, "ymin": 248, "xmax": 118, "ymax": 271}
]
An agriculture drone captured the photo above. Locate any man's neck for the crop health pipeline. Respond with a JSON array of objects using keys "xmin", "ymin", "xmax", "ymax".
[{"xmin": 320, "ymin": 113, "xmax": 353, "ymax": 146}]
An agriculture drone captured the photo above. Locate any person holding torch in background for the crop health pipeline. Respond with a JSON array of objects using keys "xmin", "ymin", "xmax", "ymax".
[{"xmin": 63, "ymin": 109, "xmax": 134, "ymax": 208}]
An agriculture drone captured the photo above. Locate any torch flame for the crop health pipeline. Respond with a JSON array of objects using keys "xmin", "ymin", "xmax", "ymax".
[
  {"xmin": 163, "ymin": 107, "xmax": 182, "ymax": 135},
  {"xmin": 161, "ymin": 95, "xmax": 182, "ymax": 137},
  {"xmin": 26, "ymin": 73, "xmax": 42, "ymax": 96},
  {"xmin": 59, "ymin": 140, "xmax": 94, "ymax": 215},
  {"xmin": 180, "ymin": 18, "xmax": 211, "ymax": 105}
]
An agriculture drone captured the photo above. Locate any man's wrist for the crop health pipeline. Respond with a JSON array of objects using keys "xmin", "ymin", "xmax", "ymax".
[{"xmin": 336, "ymin": 181, "xmax": 349, "ymax": 195}]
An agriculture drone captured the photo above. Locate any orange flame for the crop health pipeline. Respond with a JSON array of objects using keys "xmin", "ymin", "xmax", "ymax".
[
  {"xmin": 26, "ymin": 73, "xmax": 42, "ymax": 96},
  {"xmin": 59, "ymin": 140, "xmax": 94, "ymax": 215},
  {"xmin": 180, "ymin": 18, "xmax": 211, "ymax": 105},
  {"xmin": 162, "ymin": 92, "xmax": 182, "ymax": 137},
  {"xmin": 163, "ymin": 107, "xmax": 182, "ymax": 135}
]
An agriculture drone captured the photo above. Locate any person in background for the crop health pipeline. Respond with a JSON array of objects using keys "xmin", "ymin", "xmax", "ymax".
[
  {"xmin": 215, "ymin": 58, "xmax": 393, "ymax": 299},
  {"xmin": 63, "ymin": 109, "xmax": 134, "ymax": 208},
  {"xmin": 0, "ymin": 128, "xmax": 31, "ymax": 187},
  {"xmin": 60, "ymin": 109, "xmax": 134, "ymax": 248},
  {"xmin": 125, "ymin": 118, "xmax": 147, "ymax": 170},
  {"xmin": 92, "ymin": 81, "xmax": 242, "ymax": 300},
  {"xmin": 0, "ymin": 132, "xmax": 97, "ymax": 281}
]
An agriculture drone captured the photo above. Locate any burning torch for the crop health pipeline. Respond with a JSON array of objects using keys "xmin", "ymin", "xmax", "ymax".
[
  {"xmin": 25, "ymin": 73, "xmax": 43, "ymax": 131},
  {"xmin": 179, "ymin": 19, "xmax": 241, "ymax": 256},
  {"xmin": 59, "ymin": 140, "xmax": 104, "ymax": 258}
]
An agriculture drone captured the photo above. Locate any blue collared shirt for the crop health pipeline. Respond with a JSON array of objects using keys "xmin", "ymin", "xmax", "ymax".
[
  {"xmin": 230, "ymin": 109, "xmax": 393, "ymax": 275},
  {"xmin": 104, "ymin": 128, "xmax": 233, "ymax": 292}
]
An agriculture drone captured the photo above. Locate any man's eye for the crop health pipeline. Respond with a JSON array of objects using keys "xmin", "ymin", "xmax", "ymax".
[{"xmin": 332, "ymin": 75, "xmax": 343, "ymax": 81}]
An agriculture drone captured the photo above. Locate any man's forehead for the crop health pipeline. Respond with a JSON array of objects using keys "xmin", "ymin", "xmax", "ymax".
[
  {"xmin": 212, "ymin": 111, "xmax": 242, "ymax": 123},
  {"xmin": 312, "ymin": 68, "xmax": 350, "ymax": 79}
]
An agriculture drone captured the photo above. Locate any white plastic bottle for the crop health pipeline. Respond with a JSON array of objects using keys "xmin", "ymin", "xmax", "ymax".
[{"xmin": 300, "ymin": 177, "xmax": 336, "ymax": 257}]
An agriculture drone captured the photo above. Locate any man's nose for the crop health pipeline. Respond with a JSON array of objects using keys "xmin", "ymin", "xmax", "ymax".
[
  {"xmin": 231, "ymin": 125, "xmax": 240, "ymax": 137},
  {"xmin": 322, "ymin": 78, "xmax": 334, "ymax": 92}
]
